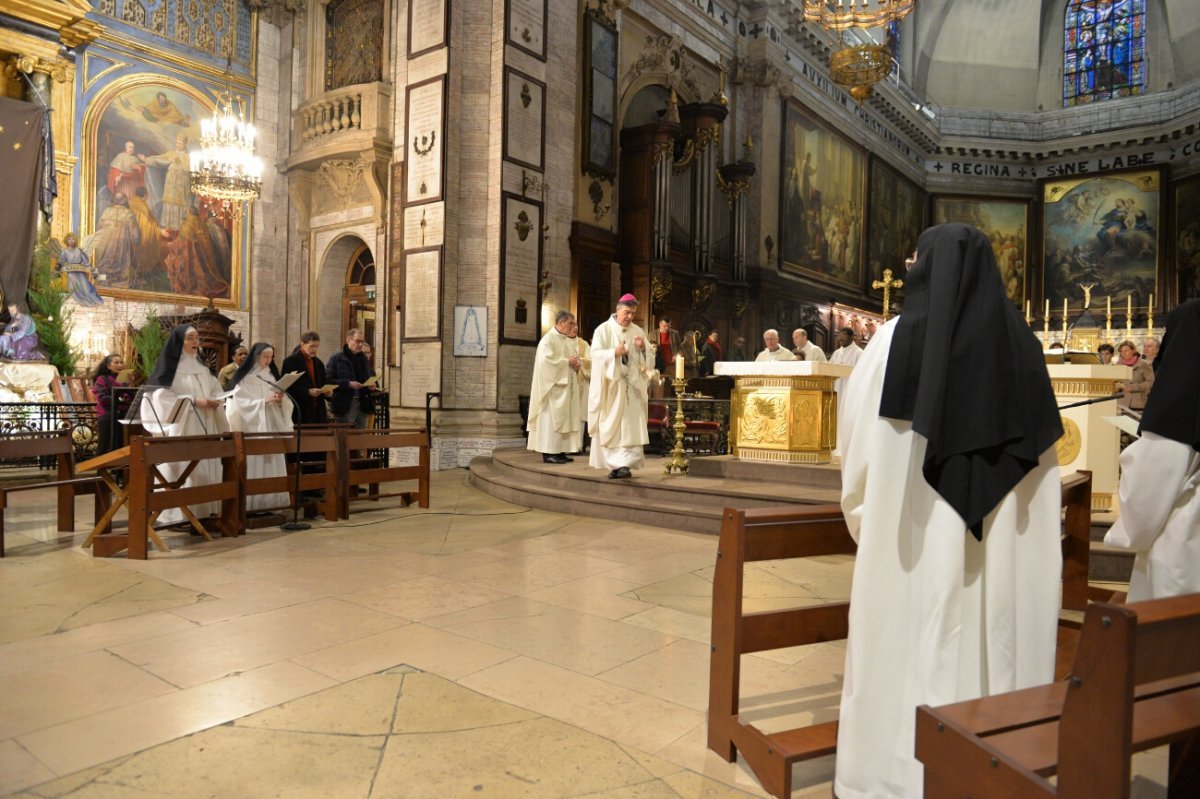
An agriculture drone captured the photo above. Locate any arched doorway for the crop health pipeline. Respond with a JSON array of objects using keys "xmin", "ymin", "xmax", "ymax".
[{"xmin": 343, "ymin": 242, "xmax": 377, "ymax": 367}]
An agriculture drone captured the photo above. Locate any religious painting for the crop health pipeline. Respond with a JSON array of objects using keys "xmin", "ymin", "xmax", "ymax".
[
  {"xmin": 1063, "ymin": 0, "xmax": 1146, "ymax": 108},
  {"xmin": 779, "ymin": 100, "xmax": 867, "ymax": 291},
  {"xmin": 1041, "ymin": 168, "xmax": 1161, "ymax": 311},
  {"xmin": 81, "ymin": 76, "xmax": 241, "ymax": 306},
  {"xmin": 582, "ymin": 9, "xmax": 617, "ymax": 178},
  {"xmin": 1173, "ymin": 174, "xmax": 1200, "ymax": 303},
  {"xmin": 932, "ymin": 195, "xmax": 1029, "ymax": 307},
  {"xmin": 866, "ymin": 159, "xmax": 926, "ymax": 297}
]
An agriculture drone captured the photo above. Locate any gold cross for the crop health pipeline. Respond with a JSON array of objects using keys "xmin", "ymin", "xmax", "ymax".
[{"xmin": 872, "ymin": 268, "xmax": 904, "ymax": 320}]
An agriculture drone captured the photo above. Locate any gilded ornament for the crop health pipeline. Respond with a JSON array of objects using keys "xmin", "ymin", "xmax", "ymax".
[{"xmin": 1055, "ymin": 417, "xmax": 1083, "ymax": 466}]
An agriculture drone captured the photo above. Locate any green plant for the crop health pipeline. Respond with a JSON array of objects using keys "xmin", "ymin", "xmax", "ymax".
[
  {"xmin": 26, "ymin": 235, "xmax": 80, "ymax": 375},
  {"xmin": 131, "ymin": 313, "xmax": 168, "ymax": 383}
]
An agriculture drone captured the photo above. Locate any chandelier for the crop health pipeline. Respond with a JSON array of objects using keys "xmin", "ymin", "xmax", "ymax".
[
  {"xmin": 189, "ymin": 61, "xmax": 263, "ymax": 206},
  {"xmin": 803, "ymin": 0, "xmax": 916, "ymax": 104}
]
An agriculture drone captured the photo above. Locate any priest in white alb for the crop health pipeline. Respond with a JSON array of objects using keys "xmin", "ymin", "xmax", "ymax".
[
  {"xmin": 1103, "ymin": 298, "xmax": 1200, "ymax": 601},
  {"xmin": 835, "ymin": 224, "xmax": 1064, "ymax": 799},
  {"xmin": 527, "ymin": 311, "xmax": 585, "ymax": 464},
  {"xmin": 588, "ymin": 294, "xmax": 651, "ymax": 479},
  {"xmin": 754, "ymin": 329, "xmax": 796, "ymax": 361}
]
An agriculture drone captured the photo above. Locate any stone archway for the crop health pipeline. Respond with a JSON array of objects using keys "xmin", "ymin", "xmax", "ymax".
[{"xmin": 316, "ymin": 233, "xmax": 372, "ymax": 353}]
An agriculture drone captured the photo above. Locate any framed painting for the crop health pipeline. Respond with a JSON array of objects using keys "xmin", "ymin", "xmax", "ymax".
[
  {"xmin": 1173, "ymin": 173, "xmax": 1200, "ymax": 303},
  {"xmin": 932, "ymin": 195, "xmax": 1030, "ymax": 307},
  {"xmin": 582, "ymin": 9, "xmax": 617, "ymax": 178},
  {"xmin": 80, "ymin": 76, "xmax": 244, "ymax": 306},
  {"xmin": 867, "ymin": 159, "xmax": 926, "ymax": 295},
  {"xmin": 1041, "ymin": 168, "xmax": 1162, "ymax": 311},
  {"xmin": 779, "ymin": 99, "xmax": 867, "ymax": 291}
]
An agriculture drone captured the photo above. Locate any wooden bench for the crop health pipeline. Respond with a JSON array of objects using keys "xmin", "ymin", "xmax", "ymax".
[
  {"xmin": 706, "ymin": 472, "xmax": 1100, "ymax": 799},
  {"xmin": 237, "ymin": 430, "xmax": 339, "ymax": 522},
  {"xmin": 916, "ymin": 594, "xmax": 1200, "ymax": 798},
  {"xmin": 335, "ymin": 428, "xmax": 430, "ymax": 519},
  {"xmin": 0, "ymin": 431, "xmax": 104, "ymax": 557}
]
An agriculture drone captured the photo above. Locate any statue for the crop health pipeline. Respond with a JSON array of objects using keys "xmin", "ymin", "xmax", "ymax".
[
  {"xmin": 1078, "ymin": 282, "xmax": 1097, "ymax": 310},
  {"xmin": 0, "ymin": 303, "xmax": 43, "ymax": 361}
]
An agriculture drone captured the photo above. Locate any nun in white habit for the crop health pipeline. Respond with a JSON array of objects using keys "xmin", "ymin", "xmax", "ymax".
[
  {"xmin": 140, "ymin": 324, "xmax": 230, "ymax": 524},
  {"xmin": 224, "ymin": 342, "xmax": 294, "ymax": 511},
  {"xmin": 834, "ymin": 224, "xmax": 1064, "ymax": 799},
  {"xmin": 1104, "ymin": 299, "xmax": 1200, "ymax": 600}
]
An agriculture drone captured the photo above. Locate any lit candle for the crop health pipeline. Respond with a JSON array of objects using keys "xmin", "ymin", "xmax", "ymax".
[
  {"xmin": 1107, "ymin": 295, "xmax": 1111, "ymax": 316},
  {"xmin": 1149, "ymin": 293, "xmax": 1154, "ymax": 311},
  {"xmin": 1063, "ymin": 298, "xmax": 1068, "ymax": 319},
  {"xmin": 1127, "ymin": 295, "xmax": 1132, "ymax": 320},
  {"xmin": 1044, "ymin": 299, "xmax": 1050, "ymax": 319},
  {"xmin": 1025, "ymin": 300, "xmax": 1030, "ymax": 321},
  {"xmin": 675, "ymin": 353, "xmax": 685, "ymax": 380}
]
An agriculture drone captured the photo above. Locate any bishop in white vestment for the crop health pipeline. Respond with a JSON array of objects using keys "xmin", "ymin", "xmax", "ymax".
[
  {"xmin": 225, "ymin": 343, "xmax": 295, "ymax": 511},
  {"xmin": 1104, "ymin": 299, "xmax": 1200, "ymax": 601},
  {"xmin": 140, "ymin": 325, "xmax": 230, "ymax": 525},
  {"xmin": 835, "ymin": 225, "xmax": 1063, "ymax": 799},
  {"xmin": 527, "ymin": 312, "xmax": 586, "ymax": 463},
  {"xmin": 588, "ymin": 295, "xmax": 651, "ymax": 478}
]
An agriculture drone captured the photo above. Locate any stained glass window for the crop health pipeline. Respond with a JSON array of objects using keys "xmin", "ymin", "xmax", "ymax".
[{"xmin": 1064, "ymin": 0, "xmax": 1146, "ymax": 107}]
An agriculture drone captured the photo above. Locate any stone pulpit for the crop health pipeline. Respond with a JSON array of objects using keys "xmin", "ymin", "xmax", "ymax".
[
  {"xmin": 714, "ymin": 362, "xmax": 852, "ymax": 464},
  {"xmin": 1047, "ymin": 363, "xmax": 1131, "ymax": 512}
]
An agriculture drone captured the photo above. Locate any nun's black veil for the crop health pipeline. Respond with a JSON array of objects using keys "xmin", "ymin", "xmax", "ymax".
[
  {"xmin": 1138, "ymin": 299, "xmax": 1200, "ymax": 451},
  {"xmin": 228, "ymin": 342, "xmax": 280, "ymax": 389},
  {"xmin": 147, "ymin": 324, "xmax": 192, "ymax": 387},
  {"xmin": 879, "ymin": 223, "xmax": 1063, "ymax": 539}
]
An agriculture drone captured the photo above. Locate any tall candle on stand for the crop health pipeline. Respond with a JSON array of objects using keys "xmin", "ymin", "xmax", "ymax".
[
  {"xmin": 1025, "ymin": 300, "xmax": 1031, "ymax": 324},
  {"xmin": 674, "ymin": 353, "xmax": 684, "ymax": 380},
  {"xmin": 1062, "ymin": 298, "xmax": 1069, "ymax": 342},
  {"xmin": 1044, "ymin": 299, "xmax": 1050, "ymax": 320}
]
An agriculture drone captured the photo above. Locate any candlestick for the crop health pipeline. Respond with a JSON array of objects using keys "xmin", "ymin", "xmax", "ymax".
[
  {"xmin": 1105, "ymin": 295, "xmax": 1113, "ymax": 342},
  {"xmin": 1126, "ymin": 294, "xmax": 1133, "ymax": 339},
  {"xmin": 1044, "ymin": 299, "xmax": 1050, "ymax": 320},
  {"xmin": 1024, "ymin": 300, "xmax": 1031, "ymax": 324},
  {"xmin": 664, "ymin": 377, "xmax": 690, "ymax": 476},
  {"xmin": 1062, "ymin": 298, "xmax": 1068, "ymax": 319},
  {"xmin": 1042, "ymin": 315, "xmax": 1050, "ymax": 351}
]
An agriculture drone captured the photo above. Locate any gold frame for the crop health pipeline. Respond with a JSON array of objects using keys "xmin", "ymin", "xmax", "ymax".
[{"xmin": 80, "ymin": 72, "xmax": 248, "ymax": 309}]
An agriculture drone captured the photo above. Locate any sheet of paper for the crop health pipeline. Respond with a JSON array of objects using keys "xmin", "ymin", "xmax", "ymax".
[
  {"xmin": 1104, "ymin": 415, "xmax": 1140, "ymax": 438},
  {"xmin": 363, "ymin": 375, "xmax": 379, "ymax": 388}
]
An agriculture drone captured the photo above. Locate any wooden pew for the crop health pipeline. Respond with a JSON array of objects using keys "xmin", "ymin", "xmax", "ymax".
[
  {"xmin": 706, "ymin": 472, "xmax": 1100, "ymax": 799},
  {"xmin": 0, "ymin": 431, "xmax": 103, "ymax": 557},
  {"xmin": 93, "ymin": 434, "xmax": 241, "ymax": 559},
  {"xmin": 236, "ymin": 431, "xmax": 339, "ymax": 522},
  {"xmin": 706, "ymin": 504, "xmax": 855, "ymax": 799},
  {"xmin": 916, "ymin": 594, "xmax": 1200, "ymax": 799},
  {"xmin": 335, "ymin": 428, "xmax": 430, "ymax": 519}
]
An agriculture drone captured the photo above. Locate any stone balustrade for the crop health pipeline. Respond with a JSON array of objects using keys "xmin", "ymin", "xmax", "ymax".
[{"xmin": 288, "ymin": 81, "xmax": 392, "ymax": 170}]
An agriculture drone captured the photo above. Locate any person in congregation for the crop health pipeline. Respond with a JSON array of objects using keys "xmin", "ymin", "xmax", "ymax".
[
  {"xmin": 280, "ymin": 331, "xmax": 328, "ymax": 425},
  {"xmin": 224, "ymin": 342, "xmax": 294, "ymax": 511},
  {"xmin": 588, "ymin": 294, "xmax": 651, "ymax": 479},
  {"xmin": 1097, "ymin": 342, "xmax": 1115, "ymax": 364},
  {"xmin": 698, "ymin": 330, "xmax": 721, "ymax": 377},
  {"xmin": 140, "ymin": 325, "xmax": 229, "ymax": 526},
  {"xmin": 1103, "ymin": 299, "xmax": 1200, "ymax": 600},
  {"xmin": 527, "ymin": 311, "xmax": 585, "ymax": 464},
  {"xmin": 653, "ymin": 317, "xmax": 681, "ymax": 374},
  {"xmin": 727, "ymin": 335, "xmax": 747, "ymax": 362},
  {"xmin": 754, "ymin": 328, "xmax": 796, "ymax": 362},
  {"xmin": 1116, "ymin": 339, "xmax": 1154, "ymax": 411},
  {"xmin": 325, "ymin": 328, "xmax": 375, "ymax": 428},
  {"xmin": 834, "ymin": 224, "xmax": 1064, "ymax": 799},
  {"xmin": 1142, "ymin": 336, "xmax": 1159, "ymax": 369},
  {"xmin": 92, "ymin": 353, "xmax": 131, "ymax": 456},
  {"xmin": 829, "ymin": 326, "xmax": 863, "ymax": 368},
  {"xmin": 217, "ymin": 345, "xmax": 248, "ymax": 390},
  {"xmin": 792, "ymin": 327, "xmax": 827, "ymax": 361}
]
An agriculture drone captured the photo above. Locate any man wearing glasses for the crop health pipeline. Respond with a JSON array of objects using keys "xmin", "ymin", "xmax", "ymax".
[{"xmin": 325, "ymin": 328, "xmax": 375, "ymax": 428}]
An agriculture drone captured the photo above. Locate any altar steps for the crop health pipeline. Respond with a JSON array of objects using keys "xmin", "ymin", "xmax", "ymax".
[{"xmin": 468, "ymin": 447, "xmax": 1134, "ymax": 583}]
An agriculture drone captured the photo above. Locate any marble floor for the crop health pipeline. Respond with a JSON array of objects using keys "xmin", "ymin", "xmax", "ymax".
[{"xmin": 0, "ymin": 470, "xmax": 1167, "ymax": 798}]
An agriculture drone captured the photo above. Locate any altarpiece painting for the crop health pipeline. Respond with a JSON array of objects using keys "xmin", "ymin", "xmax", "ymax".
[
  {"xmin": 1041, "ymin": 168, "xmax": 1161, "ymax": 310},
  {"xmin": 1173, "ymin": 174, "xmax": 1200, "ymax": 303},
  {"xmin": 932, "ymin": 195, "xmax": 1029, "ymax": 307},
  {"xmin": 866, "ymin": 160, "xmax": 926, "ymax": 294},
  {"xmin": 82, "ymin": 77, "xmax": 240, "ymax": 305},
  {"xmin": 779, "ymin": 100, "xmax": 866, "ymax": 291}
]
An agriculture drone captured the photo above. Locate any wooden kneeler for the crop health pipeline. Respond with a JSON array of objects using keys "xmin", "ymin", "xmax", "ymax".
[{"xmin": 707, "ymin": 504, "xmax": 856, "ymax": 799}]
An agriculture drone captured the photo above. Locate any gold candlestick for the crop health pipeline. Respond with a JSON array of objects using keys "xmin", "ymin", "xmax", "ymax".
[
  {"xmin": 1147, "ymin": 293, "xmax": 1154, "ymax": 336},
  {"xmin": 664, "ymin": 377, "xmax": 690, "ymax": 476},
  {"xmin": 1042, "ymin": 312, "xmax": 1050, "ymax": 350}
]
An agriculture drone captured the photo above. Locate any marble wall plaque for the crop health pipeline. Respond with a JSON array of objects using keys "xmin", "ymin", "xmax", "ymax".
[
  {"xmin": 504, "ymin": 69, "xmax": 545, "ymax": 171},
  {"xmin": 506, "ymin": 0, "xmax": 546, "ymax": 60},
  {"xmin": 400, "ymin": 342, "xmax": 442, "ymax": 407},
  {"xmin": 404, "ymin": 202, "xmax": 445, "ymax": 249},
  {"xmin": 408, "ymin": 0, "xmax": 447, "ymax": 58},
  {"xmin": 501, "ymin": 193, "xmax": 542, "ymax": 344},
  {"xmin": 498, "ymin": 345, "xmax": 535, "ymax": 412},
  {"xmin": 403, "ymin": 247, "xmax": 441, "ymax": 340},
  {"xmin": 406, "ymin": 78, "xmax": 445, "ymax": 204}
]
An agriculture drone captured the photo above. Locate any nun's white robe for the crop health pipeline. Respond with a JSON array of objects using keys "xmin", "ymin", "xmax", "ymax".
[{"xmin": 833, "ymin": 319, "xmax": 1063, "ymax": 799}]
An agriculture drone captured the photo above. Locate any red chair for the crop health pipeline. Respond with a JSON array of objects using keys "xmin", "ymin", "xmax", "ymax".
[{"xmin": 648, "ymin": 402, "xmax": 721, "ymax": 455}]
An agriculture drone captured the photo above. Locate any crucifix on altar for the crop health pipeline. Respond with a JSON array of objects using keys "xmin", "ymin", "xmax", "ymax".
[{"xmin": 872, "ymin": 268, "xmax": 904, "ymax": 320}]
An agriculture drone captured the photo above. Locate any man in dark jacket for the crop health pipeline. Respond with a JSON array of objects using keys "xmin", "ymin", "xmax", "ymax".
[
  {"xmin": 325, "ymin": 328, "xmax": 375, "ymax": 427},
  {"xmin": 280, "ymin": 330, "xmax": 328, "ymax": 425}
]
